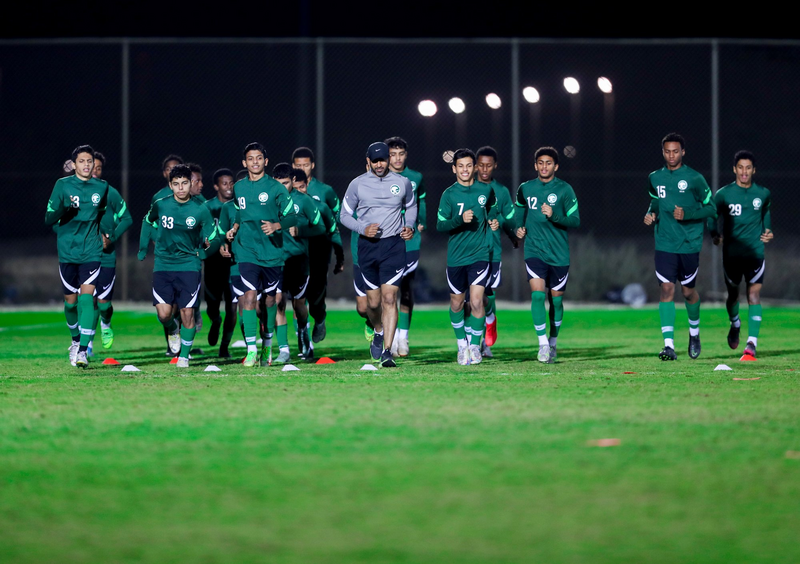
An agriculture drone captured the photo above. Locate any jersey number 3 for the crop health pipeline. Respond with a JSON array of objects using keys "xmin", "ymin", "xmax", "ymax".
[{"xmin": 161, "ymin": 216, "xmax": 174, "ymax": 229}]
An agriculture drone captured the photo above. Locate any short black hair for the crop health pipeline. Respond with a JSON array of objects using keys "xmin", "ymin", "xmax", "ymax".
[
  {"xmin": 291, "ymin": 146, "xmax": 315, "ymax": 162},
  {"xmin": 72, "ymin": 144, "xmax": 94, "ymax": 162},
  {"xmin": 534, "ymin": 146, "xmax": 559, "ymax": 165},
  {"xmin": 162, "ymin": 154, "xmax": 184, "ymax": 170},
  {"xmin": 236, "ymin": 168, "xmax": 248, "ymax": 181},
  {"xmin": 213, "ymin": 168, "xmax": 234, "ymax": 184},
  {"xmin": 476, "ymin": 146, "xmax": 498, "ymax": 161},
  {"xmin": 734, "ymin": 150, "xmax": 755, "ymax": 167},
  {"xmin": 272, "ymin": 162, "xmax": 293, "ymax": 179},
  {"xmin": 243, "ymin": 142, "xmax": 266, "ymax": 160},
  {"xmin": 187, "ymin": 162, "xmax": 203, "ymax": 176},
  {"xmin": 384, "ymin": 136, "xmax": 408, "ymax": 151},
  {"xmin": 169, "ymin": 164, "xmax": 192, "ymax": 182},
  {"xmin": 452, "ymin": 148, "xmax": 476, "ymax": 165},
  {"xmin": 292, "ymin": 168, "xmax": 308, "ymax": 184},
  {"xmin": 93, "ymin": 151, "xmax": 106, "ymax": 165},
  {"xmin": 661, "ymin": 132, "xmax": 685, "ymax": 150}
]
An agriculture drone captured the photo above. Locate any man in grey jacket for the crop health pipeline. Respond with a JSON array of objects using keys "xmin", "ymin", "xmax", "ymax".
[{"xmin": 340, "ymin": 142, "xmax": 417, "ymax": 367}]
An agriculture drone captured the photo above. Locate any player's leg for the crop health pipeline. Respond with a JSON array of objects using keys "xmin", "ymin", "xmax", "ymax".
[
  {"xmin": 446, "ymin": 266, "xmax": 470, "ymax": 365},
  {"xmin": 293, "ymin": 296, "xmax": 311, "ymax": 359},
  {"xmin": 74, "ymin": 262, "xmax": 101, "ymax": 367},
  {"xmin": 204, "ymin": 264, "xmax": 225, "ymax": 347},
  {"xmin": 484, "ymin": 260, "xmax": 501, "ymax": 349},
  {"xmin": 353, "ymin": 264, "xmax": 374, "ymax": 342},
  {"xmin": 238, "ymin": 263, "xmax": 262, "ymax": 367},
  {"xmin": 274, "ymin": 292, "xmax": 292, "ymax": 364},
  {"xmin": 525, "ymin": 258, "xmax": 551, "ymax": 363},
  {"xmin": 95, "ymin": 266, "xmax": 117, "ymax": 350},
  {"xmin": 655, "ymin": 251, "xmax": 678, "ymax": 360},
  {"xmin": 59, "ymin": 263, "xmax": 81, "ymax": 365},
  {"xmin": 358, "ymin": 237, "xmax": 387, "ymax": 360},
  {"xmin": 466, "ymin": 278, "xmax": 487, "ymax": 365},
  {"xmin": 395, "ymin": 250, "xmax": 419, "ymax": 357},
  {"xmin": 723, "ymin": 258, "xmax": 742, "ymax": 349},
  {"xmin": 743, "ymin": 259, "xmax": 766, "ymax": 357},
  {"xmin": 259, "ymin": 268, "xmax": 281, "ymax": 366},
  {"xmin": 375, "ymin": 237, "xmax": 406, "ymax": 368},
  {"xmin": 308, "ymin": 237, "xmax": 332, "ymax": 343},
  {"xmin": 546, "ymin": 267, "xmax": 569, "ymax": 363},
  {"xmin": 218, "ymin": 280, "xmax": 237, "ymax": 358},
  {"xmin": 678, "ymin": 253, "xmax": 701, "ymax": 359},
  {"xmin": 153, "ymin": 272, "xmax": 181, "ymax": 357}
]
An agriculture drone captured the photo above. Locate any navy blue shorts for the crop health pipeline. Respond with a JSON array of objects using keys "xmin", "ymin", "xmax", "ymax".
[
  {"xmin": 525, "ymin": 257, "xmax": 569, "ymax": 291},
  {"xmin": 152, "ymin": 270, "xmax": 201, "ymax": 309},
  {"xmin": 230, "ymin": 274, "xmax": 245, "ymax": 304},
  {"xmin": 403, "ymin": 249, "xmax": 420, "ymax": 279},
  {"xmin": 281, "ymin": 255, "xmax": 310, "ymax": 299},
  {"xmin": 238, "ymin": 262, "xmax": 281, "ymax": 296},
  {"xmin": 488, "ymin": 261, "xmax": 502, "ymax": 289},
  {"xmin": 94, "ymin": 266, "xmax": 116, "ymax": 300},
  {"xmin": 357, "ymin": 235, "xmax": 406, "ymax": 288},
  {"xmin": 352, "ymin": 264, "xmax": 367, "ymax": 297},
  {"xmin": 723, "ymin": 256, "xmax": 765, "ymax": 286},
  {"xmin": 446, "ymin": 261, "xmax": 491, "ymax": 295},
  {"xmin": 655, "ymin": 251, "xmax": 699, "ymax": 288},
  {"xmin": 59, "ymin": 261, "xmax": 101, "ymax": 295}
]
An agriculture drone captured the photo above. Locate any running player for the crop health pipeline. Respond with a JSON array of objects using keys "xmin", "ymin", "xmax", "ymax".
[
  {"xmin": 644, "ymin": 133, "xmax": 716, "ymax": 361},
  {"xmin": 436, "ymin": 148, "xmax": 499, "ymax": 365},
  {"xmin": 141, "ymin": 164, "xmax": 216, "ymax": 367},
  {"xmin": 708, "ymin": 150, "xmax": 773, "ymax": 358},
  {"xmin": 515, "ymin": 146, "xmax": 580, "ymax": 364}
]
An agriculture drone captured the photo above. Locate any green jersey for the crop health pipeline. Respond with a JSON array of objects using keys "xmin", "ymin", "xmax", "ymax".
[
  {"xmin": 146, "ymin": 195, "xmax": 216, "ymax": 272},
  {"xmin": 283, "ymin": 190, "xmax": 326, "ymax": 259},
  {"xmin": 151, "ymin": 186, "xmax": 172, "ymax": 204},
  {"xmin": 647, "ymin": 164, "xmax": 716, "ymax": 254},
  {"xmin": 100, "ymin": 186, "xmax": 134, "ymax": 267},
  {"xmin": 399, "ymin": 167, "xmax": 426, "ymax": 252},
  {"xmin": 307, "ymin": 177, "xmax": 343, "ymax": 253},
  {"xmin": 45, "ymin": 175, "xmax": 114, "ymax": 264},
  {"xmin": 514, "ymin": 176, "xmax": 580, "ymax": 267},
  {"xmin": 232, "ymin": 175, "xmax": 297, "ymax": 268},
  {"xmin": 215, "ymin": 199, "xmax": 239, "ymax": 276},
  {"xmin": 709, "ymin": 182, "xmax": 772, "ymax": 259},
  {"xmin": 482, "ymin": 179, "xmax": 516, "ymax": 261},
  {"xmin": 436, "ymin": 181, "xmax": 495, "ymax": 267}
]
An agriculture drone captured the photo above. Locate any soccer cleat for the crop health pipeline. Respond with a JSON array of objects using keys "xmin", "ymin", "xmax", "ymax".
[
  {"xmin": 744, "ymin": 341, "xmax": 757, "ymax": 358},
  {"xmin": 243, "ymin": 350, "xmax": 258, "ymax": 367},
  {"xmin": 727, "ymin": 325, "xmax": 740, "ymax": 350},
  {"xmin": 469, "ymin": 344, "xmax": 482, "ymax": 365},
  {"xmin": 364, "ymin": 323, "xmax": 374, "ymax": 342},
  {"xmin": 87, "ymin": 341, "xmax": 94, "ymax": 357},
  {"xmin": 390, "ymin": 337, "xmax": 399, "ymax": 358},
  {"xmin": 260, "ymin": 343, "xmax": 272, "ymax": 367},
  {"xmin": 457, "ymin": 346, "xmax": 471, "ymax": 366},
  {"xmin": 298, "ymin": 327, "xmax": 311, "ymax": 357},
  {"xmin": 397, "ymin": 337, "xmax": 409, "ymax": 357},
  {"xmin": 379, "ymin": 349, "xmax": 397, "ymax": 368},
  {"xmin": 370, "ymin": 332, "xmax": 384, "ymax": 361},
  {"xmin": 101, "ymin": 325, "xmax": 114, "ymax": 349},
  {"xmin": 218, "ymin": 344, "xmax": 231, "ymax": 359},
  {"xmin": 480, "ymin": 339, "xmax": 493, "ymax": 358},
  {"xmin": 312, "ymin": 321, "xmax": 326, "ymax": 343},
  {"xmin": 547, "ymin": 345, "xmax": 557, "ymax": 364},
  {"xmin": 75, "ymin": 350, "xmax": 89, "ymax": 368},
  {"xmin": 68, "ymin": 342, "xmax": 79, "ymax": 366},
  {"xmin": 168, "ymin": 330, "xmax": 181, "ymax": 355},
  {"xmin": 537, "ymin": 343, "xmax": 551, "ymax": 363},
  {"xmin": 303, "ymin": 346, "xmax": 315, "ymax": 361},
  {"xmin": 176, "ymin": 357, "xmax": 189, "ymax": 368},
  {"xmin": 688, "ymin": 335, "xmax": 701, "ymax": 359},
  {"xmin": 208, "ymin": 316, "xmax": 221, "ymax": 346},
  {"xmin": 485, "ymin": 318, "xmax": 497, "ymax": 346},
  {"xmin": 659, "ymin": 346, "xmax": 677, "ymax": 361},
  {"xmin": 274, "ymin": 348, "xmax": 291, "ymax": 364}
]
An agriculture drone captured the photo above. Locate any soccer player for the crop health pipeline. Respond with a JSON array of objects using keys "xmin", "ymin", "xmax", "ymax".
[
  {"xmin": 187, "ymin": 162, "xmax": 207, "ymax": 333},
  {"xmin": 644, "ymin": 132, "xmax": 716, "ymax": 361},
  {"xmin": 708, "ymin": 150, "xmax": 773, "ymax": 358},
  {"xmin": 226, "ymin": 142, "xmax": 297, "ymax": 367},
  {"xmin": 203, "ymin": 168, "xmax": 237, "ymax": 357},
  {"xmin": 141, "ymin": 164, "xmax": 216, "ymax": 368},
  {"xmin": 271, "ymin": 164, "xmax": 329, "ymax": 363},
  {"xmin": 384, "ymin": 136, "xmax": 426, "ymax": 358},
  {"xmin": 515, "ymin": 146, "xmax": 580, "ymax": 364},
  {"xmin": 291, "ymin": 146, "xmax": 344, "ymax": 345},
  {"xmin": 475, "ymin": 145, "xmax": 517, "ymax": 358},
  {"xmin": 349, "ymin": 205, "xmax": 376, "ymax": 345},
  {"xmin": 45, "ymin": 144, "xmax": 116, "ymax": 368},
  {"xmin": 436, "ymin": 148, "xmax": 499, "ymax": 366},
  {"xmin": 340, "ymin": 142, "xmax": 417, "ymax": 368}
]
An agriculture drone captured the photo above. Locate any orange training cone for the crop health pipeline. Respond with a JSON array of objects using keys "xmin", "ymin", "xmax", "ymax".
[
  {"xmin": 740, "ymin": 354, "xmax": 757, "ymax": 362},
  {"xmin": 170, "ymin": 356, "xmax": 178, "ymax": 364},
  {"xmin": 316, "ymin": 357, "xmax": 335, "ymax": 364},
  {"xmin": 102, "ymin": 358, "xmax": 120, "ymax": 365}
]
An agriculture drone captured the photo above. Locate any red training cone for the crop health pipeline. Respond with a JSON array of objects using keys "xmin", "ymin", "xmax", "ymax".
[
  {"xmin": 740, "ymin": 354, "xmax": 757, "ymax": 362},
  {"xmin": 170, "ymin": 356, "xmax": 178, "ymax": 364},
  {"xmin": 102, "ymin": 358, "xmax": 120, "ymax": 365},
  {"xmin": 316, "ymin": 357, "xmax": 335, "ymax": 364}
]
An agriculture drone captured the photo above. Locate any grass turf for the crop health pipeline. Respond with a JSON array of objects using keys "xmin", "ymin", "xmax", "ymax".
[{"xmin": 1, "ymin": 304, "xmax": 799, "ymax": 563}]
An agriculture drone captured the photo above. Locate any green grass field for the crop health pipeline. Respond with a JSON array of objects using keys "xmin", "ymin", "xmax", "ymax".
[{"xmin": 1, "ymin": 304, "xmax": 799, "ymax": 564}]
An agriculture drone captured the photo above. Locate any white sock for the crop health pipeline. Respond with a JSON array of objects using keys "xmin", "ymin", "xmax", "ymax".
[
  {"xmin": 689, "ymin": 327, "xmax": 699, "ymax": 337},
  {"xmin": 247, "ymin": 344, "xmax": 257, "ymax": 353},
  {"xmin": 731, "ymin": 316, "xmax": 741, "ymax": 328},
  {"xmin": 538, "ymin": 334, "xmax": 549, "ymax": 346},
  {"xmin": 398, "ymin": 328, "xmax": 408, "ymax": 340},
  {"xmin": 748, "ymin": 337, "xmax": 758, "ymax": 346},
  {"xmin": 486, "ymin": 312, "xmax": 496, "ymax": 324},
  {"xmin": 664, "ymin": 338, "xmax": 675, "ymax": 349},
  {"xmin": 100, "ymin": 321, "xmax": 111, "ymax": 330},
  {"xmin": 457, "ymin": 338, "xmax": 468, "ymax": 349}
]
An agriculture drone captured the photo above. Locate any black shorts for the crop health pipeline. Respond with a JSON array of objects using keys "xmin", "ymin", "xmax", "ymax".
[
  {"xmin": 655, "ymin": 251, "xmax": 699, "ymax": 288},
  {"xmin": 94, "ymin": 266, "xmax": 116, "ymax": 300},
  {"xmin": 203, "ymin": 256, "xmax": 231, "ymax": 302},
  {"xmin": 723, "ymin": 256, "xmax": 765, "ymax": 286},
  {"xmin": 59, "ymin": 261, "xmax": 101, "ymax": 295},
  {"xmin": 238, "ymin": 262, "xmax": 281, "ymax": 296},
  {"xmin": 446, "ymin": 261, "xmax": 490, "ymax": 295},
  {"xmin": 352, "ymin": 264, "xmax": 367, "ymax": 297},
  {"xmin": 358, "ymin": 235, "xmax": 406, "ymax": 288},
  {"xmin": 488, "ymin": 261, "xmax": 502, "ymax": 289},
  {"xmin": 152, "ymin": 270, "xmax": 201, "ymax": 309},
  {"xmin": 403, "ymin": 249, "xmax": 420, "ymax": 280},
  {"xmin": 525, "ymin": 257, "xmax": 569, "ymax": 291},
  {"xmin": 230, "ymin": 274, "xmax": 245, "ymax": 304},
  {"xmin": 281, "ymin": 254, "xmax": 310, "ymax": 299}
]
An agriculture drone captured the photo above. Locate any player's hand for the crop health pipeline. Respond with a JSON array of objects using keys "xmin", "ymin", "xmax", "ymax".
[
  {"xmin": 673, "ymin": 206, "xmax": 684, "ymax": 220},
  {"xmin": 761, "ymin": 229, "xmax": 774, "ymax": 243},
  {"xmin": 102, "ymin": 234, "xmax": 111, "ymax": 250},
  {"xmin": 202, "ymin": 238, "xmax": 210, "ymax": 249},
  {"xmin": 289, "ymin": 226, "xmax": 298, "ymax": 237},
  {"xmin": 712, "ymin": 235, "xmax": 722, "ymax": 246},
  {"xmin": 462, "ymin": 209, "xmax": 474, "ymax": 223},
  {"xmin": 417, "ymin": 223, "xmax": 425, "ymax": 232},
  {"xmin": 644, "ymin": 212, "xmax": 657, "ymax": 226},
  {"xmin": 400, "ymin": 226, "xmax": 414, "ymax": 240},
  {"xmin": 137, "ymin": 250, "xmax": 146, "ymax": 261},
  {"xmin": 541, "ymin": 203, "xmax": 553, "ymax": 218},
  {"xmin": 261, "ymin": 220, "xmax": 279, "ymax": 235},
  {"xmin": 226, "ymin": 225, "xmax": 238, "ymax": 241},
  {"xmin": 333, "ymin": 261, "xmax": 344, "ymax": 275},
  {"xmin": 364, "ymin": 223, "xmax": 381, "ymax": 238},
  {"xmin": 516, "ymin": 227, "xmax": 526, "ymax": 238},
  {"xmin": 488, "ymin": 219, "xmax": 500, "ymax": 231},
  {"xmin": 220, "ymin": 243, "xmax": 231, "ymax": 258}
]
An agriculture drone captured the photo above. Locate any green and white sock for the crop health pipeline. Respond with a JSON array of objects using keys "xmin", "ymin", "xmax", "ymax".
[
  {"xmin": 179, "ymin": 326, "xmax": 196, "ymax": 359},
  {"xmin": 686, "ymin": 298, "xmax": 701, "ymax": 337},
  {"xmin": 77, "ymin": 293, "xmax": 95, "ymax": 351},
  {"xmin": 748, "ymin": 304, "xmax": 762, "ymax": 342},
  {"xmin": 64, "ymin": 300, "xmax": 80, "ymax": 341},
  {"xmin": 243, "ymin": 308, "xmax": 258, "ymax": 353},
  {"xmin": 449, "ymin": 307, "xmax": 467, "ymax": 344},
  {"xmin": 659, "ymin": 301, "xmax": 675, "ymax": 349},
  {"xmin": 531, "ymin": 291, "xmax": 548, "ymax": 346}
]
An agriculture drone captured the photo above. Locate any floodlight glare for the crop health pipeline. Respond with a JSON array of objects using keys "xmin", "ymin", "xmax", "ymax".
[
  {"xmin": 485, "ymin": 93, "xmax": 502, "ymax": 109},
  {"xmin": 448, "ymin": 97, "xmax": 466, "ymax": 114},
  {"xmin": 563, "ymin": 77, "xmax": 580, "ymax": 94},
  {"xmin": 418, "ymin": 100, "xmax": 438, "ymax": 117},
  {"xmin": 597, "ymin": 77, "xmax": 613, "ymax": 93},
  {"xmin": 522, "ymin": 86, "xmax": 540, "ymax": 103}
]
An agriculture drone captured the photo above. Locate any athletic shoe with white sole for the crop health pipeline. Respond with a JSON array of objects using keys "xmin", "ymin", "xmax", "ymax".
[
  {"xmin": 537, "ymin": 343, "xmax": 551, "ymax": 363},
  {"xmin": 457, "ymin": 346, "xmax": 470, "ymax": 366},
  {"xmin": 659, "ymin": 346, "xmax": 677, "ymax": 361},
  {"xmin": 168, "ymin": 331, "xmax": 181, "ymax": 355},
  {"xmin": 390, "ymin": 336, "xmax": 399, "ymax": 357},
  {"xmin": 176, "ymin": 357, "xmax": 189, "ymax": 368},
  {"xmin": 469, "ymin": 344, "xmax": 482, "ymax": 365},
  {"xmin": 379, "ymin": 349, "xmax": 397, "ymax": 368},
  {"xmin": 744, "ymin": 340, "xmax": 757, "ymax": 358},
  {"xmin": 312, "ymin": 321, "xmax": 326, "ymax": 343},
  {"xmin": 480, "ymin": 339, "xmax": 493, "ymax": 358},
  {"xmin": 75, "ymin": 350, "xmax": 89, "ymax": 368},
  {"xmin": 547, "ymin": 345, "xmax": 557, "ymax": 364},
  {"xmin": 274, "ymin": 348, "xmax": 291, "ymax": 364},
  {"xmin": 370, "ymin": 332, "xmax": 384, "ymax": 361},
  {"xmin": 727, "ymin": 325, "xmax": 740, "ymax": 350},
  {"xmin": 688, "ymin": 334, "xmax": 701, "ymax": 359},
  {"xmin": 101, "ymin": 325, "xmax": 114, "ymax": 349},
  {"xmin": 397, "ymin": 337, "xmax": 409, "ymax": 357},
  {"xmin": 243, "ymin": 350, "xmax": 258, "ymax": 367},
  {"xmin": 87, "ymin": 341, "xmax": 94, "ymax": 357},
  {"xmin": 68, "ymin": 342, "xmax": 79, "ymax": 366}
]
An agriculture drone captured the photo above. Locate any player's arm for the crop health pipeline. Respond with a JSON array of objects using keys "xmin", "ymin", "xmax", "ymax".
[
  {"xmin": 761, "ymin": 191, "xmax": 773, "ymax": 242},
  {"xmin": 326, "ymin": 185, "xmax": 341, "ymax": 224},
  {"xmin": 707, "ymin": 189, "xmax": 723, "ymax": 240},
  {"xmin": 436, "ymin": 191, "xmax": 461, "ymax": 232},
  {"xmin": 339, "ymin": 181, "xmax": 363, "ymax": 234},
  {"xmin": 549, "ymin": 188, "xmax": 580, "ymax": 228},
  {"xmin": 644, "ymin": 178, "xmax": 659, "ymax": 225},
  {"xmin": 44, "ymin": 183, "xmax": 69, "ymax": 226},
  {"xmin": 402, "ymin": 178, "xmax": 418, "ymax": 230},
  {"xmin": 276, "ymin": 192, "xmax": 297, "ymax": 230},
  {"xmin": 138, "ymin": 202, "xmax": 159, "ymax": 260},
  {"xmin": 513, "ymin": 185, "xmax": 529, "ymax": 235},
  {"xmin": 681, "ymin": 179, "xmax": 716, "ymax": 221},
  {"xmin": 417, "ymin": 177, "xmax": 427, "ymax": 231}
]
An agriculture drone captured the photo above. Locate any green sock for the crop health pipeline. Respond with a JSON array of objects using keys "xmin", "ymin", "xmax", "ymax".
[
  {"xmin": 243, "ymin": 308, "xmax": 258, "ymax": 350},
  {"xmin": 91, "ymin": 302, "xmax": 101, "ymax": 336},
  {"xmin": 686, "ymin": 298, "xmax": 701, "ymax": 335},
  {"xmin": 659, "ymin": 301, "xmax": 676, "ymax": 344},
  {"xmin": 398, "ymin": 310, "xmax": 410, "ymax": 331},
  {"xmin": 277, "ymin": 322, "xmax": 289, "ymax": 348},
  {"xmin": 98, "ymin": 301, "xmax": 113, "ymax": 325},
  {"xmin": 64, "ymin": 300, "xmax": 80, "ymax": 340},
  {"xmin": 549, "ymin": 295, "xmax": 563, "ymax": 339},
  {"xmin": 238, "ymin": 312, "xmax": 245, "ymax": 339},
  {"xmin": 531, "ymin": 291, "xmax": 547, "ymax": 342},
  {"xmin": 449, "ymin": 308, "xmax": 467, "ymax": 341},
  {"xmin": 179, "ymin": 326, "xmax": 196, "ymax": 359},
  {"xmin": 77, "ymin": 293, "xmax": 95, "ymax": 349},
  {"xmin": 486, "ymin": 292, "xmax": 496, "ymax": 319},
  {"xmin": 727, "ymin": 299, "xmax": 740, "ymax": 324},
  {"xmin": 266, "ymin": 303, "xmax": 278, "ymax": 340},
  {"xmin": 164, "ymin": 317, "xmax": 179, "ymax": 334},
  {"xmin": 748, "ymin": 304, "xmax": 762, "ymax": 340},
  {"xmin": 469, "ymin": 313, "xmax": 485, "ymax": 345}
]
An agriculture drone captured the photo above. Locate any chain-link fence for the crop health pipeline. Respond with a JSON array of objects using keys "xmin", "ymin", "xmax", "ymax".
[{"xmin": 2, "ymin": 38, "xmax": 799, "ymax": 305}]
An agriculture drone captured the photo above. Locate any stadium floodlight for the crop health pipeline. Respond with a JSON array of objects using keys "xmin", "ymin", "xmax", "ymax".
[
  {"xmin": 563, "ymin": 77, "xmax": 580, "ymax": 94},
  {"xmin": 448, "ymin": 97, "xmax": 466, "ymax": 114},
  {"xmin": 485, "ymin": 93, "xmax": 502, "ymax": 109},
  {"xmin": 418, "ymin": 100, "xmax": 438, "ymax": 117},
  {"xmin": 522, "ymin": 86, "xmax": 540, "ymax": 103},
  {"xmin": 597, "ymin": 76, "xmax": 613, "ymax": 93}
]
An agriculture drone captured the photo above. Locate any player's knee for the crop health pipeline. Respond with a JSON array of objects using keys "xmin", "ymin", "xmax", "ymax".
[{"xmin": 531, "ymin": 291, "xmax": 546, "ymax": 306}]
